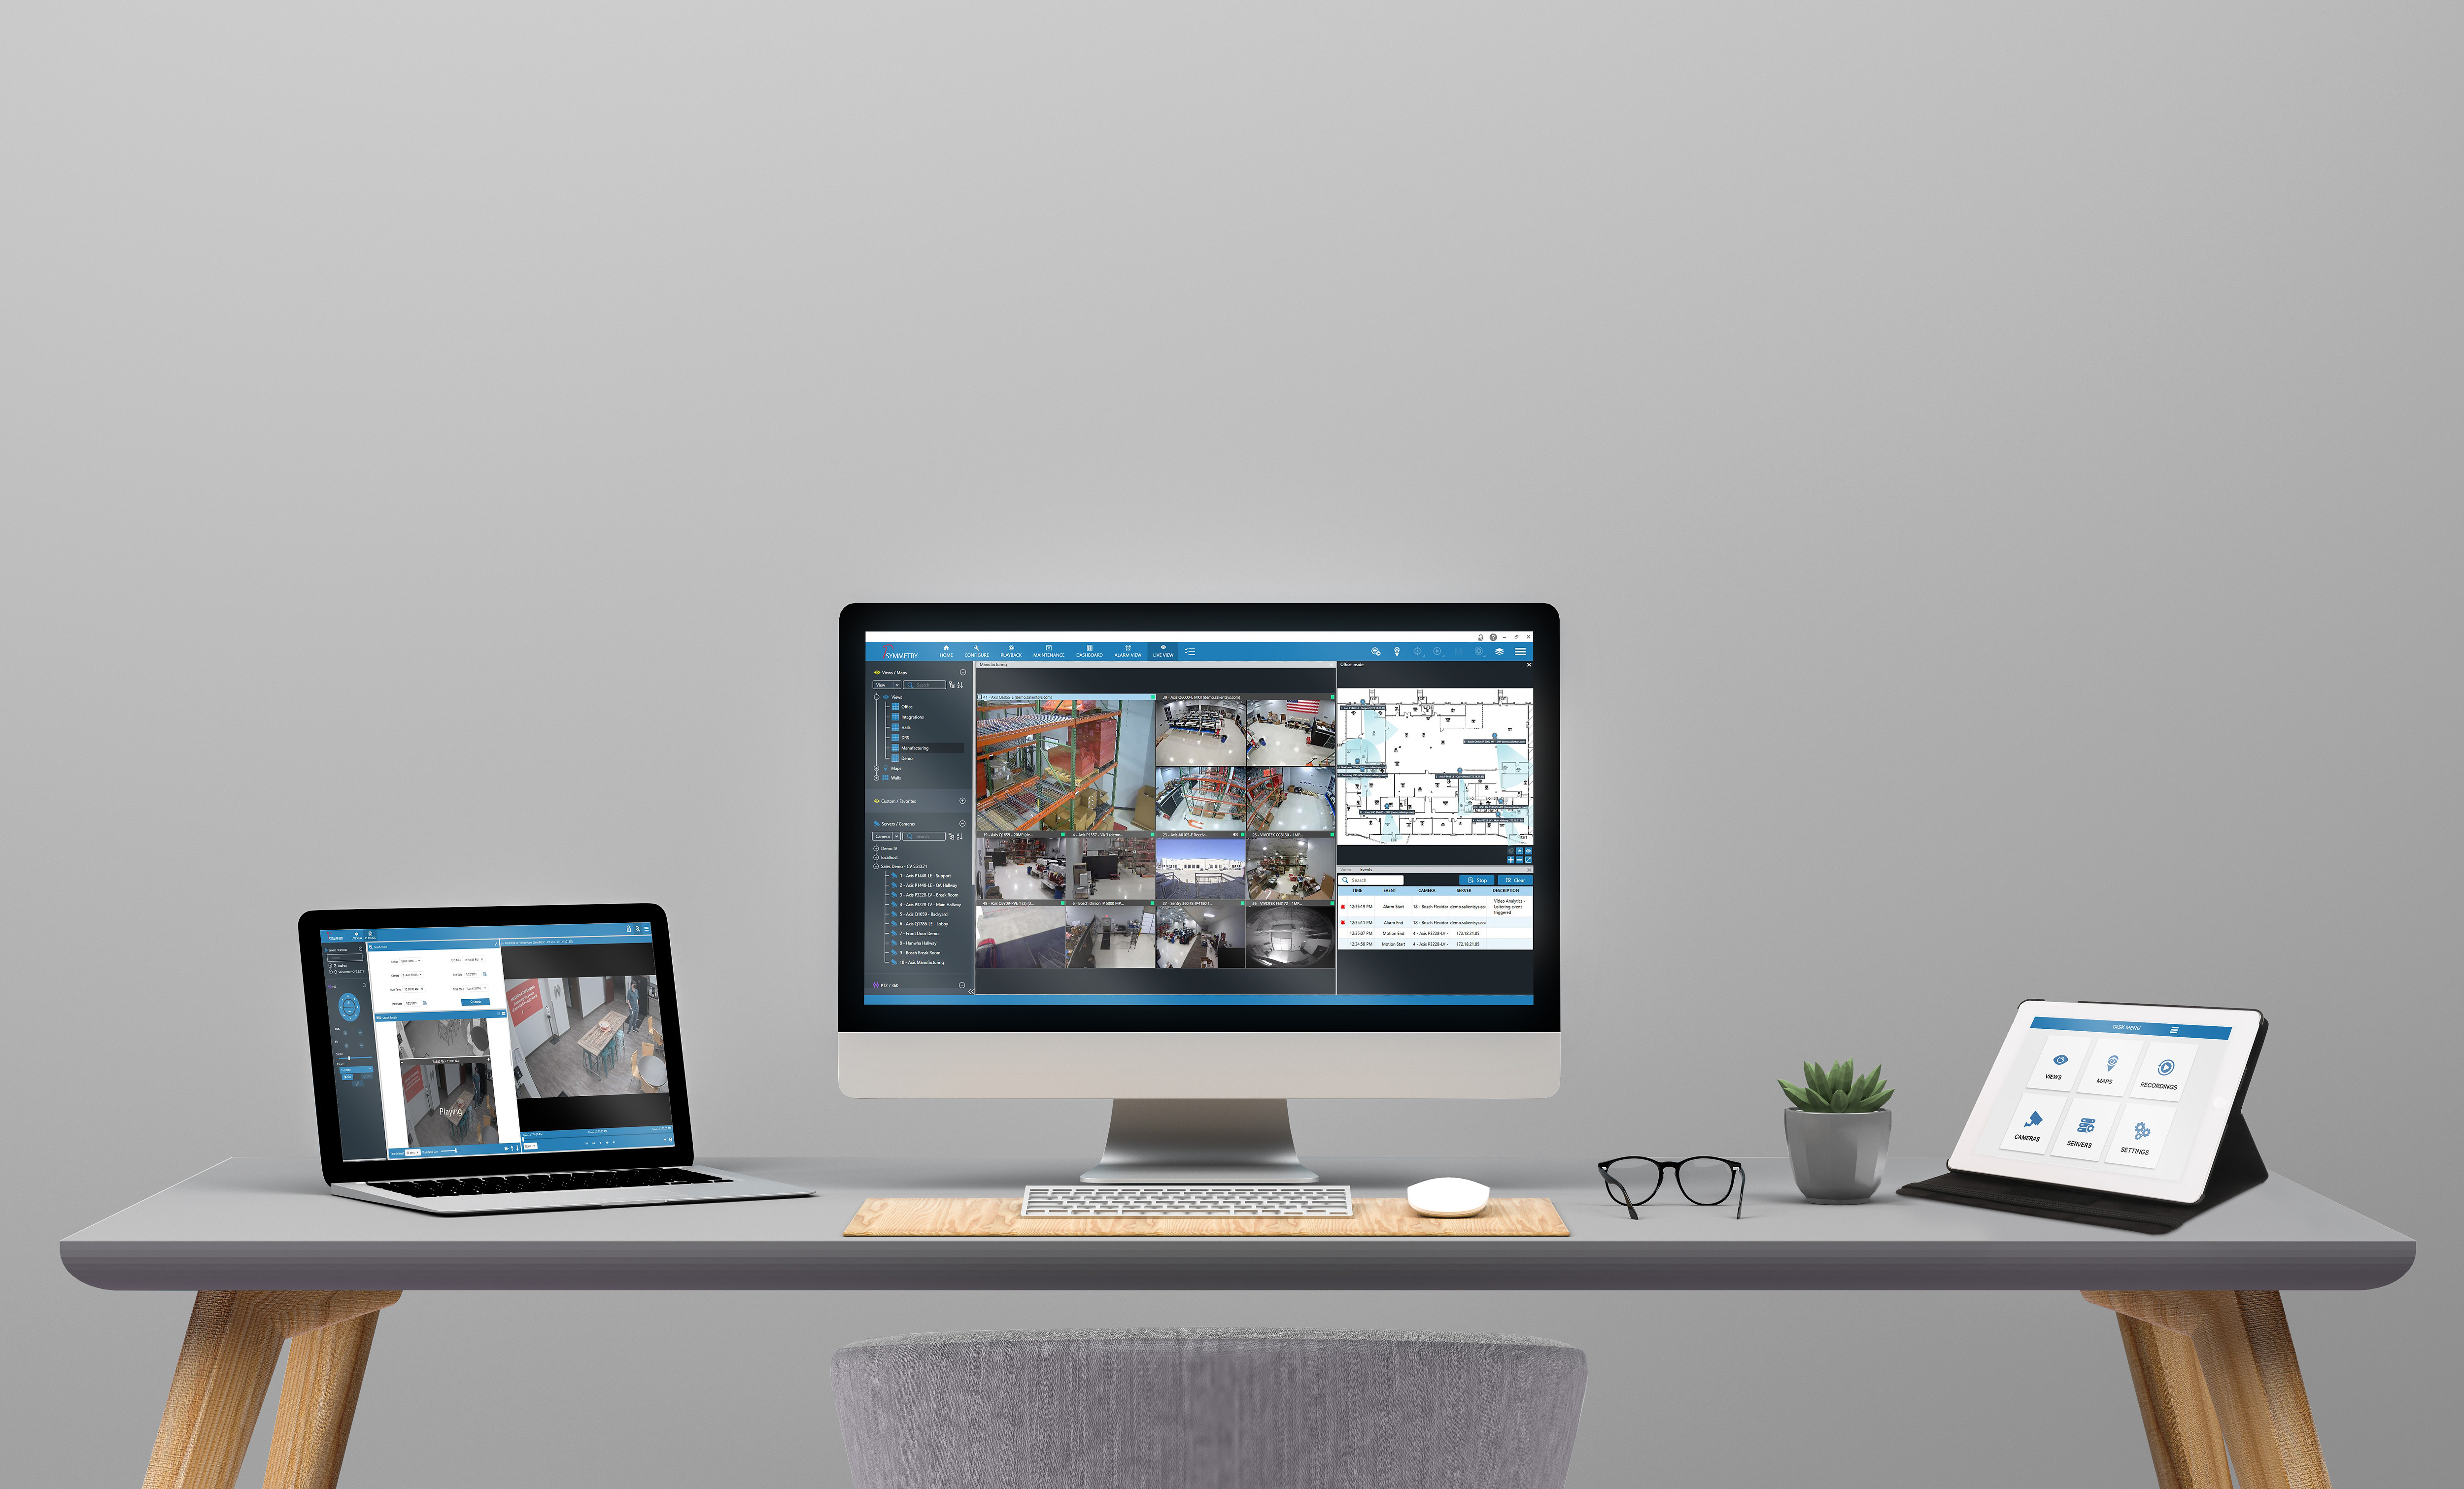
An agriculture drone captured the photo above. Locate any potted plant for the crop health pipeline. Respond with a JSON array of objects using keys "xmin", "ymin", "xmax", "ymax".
[{"xmin": 1779, "ymin": 1060, "xmax": 1894, "ymax": 1203}]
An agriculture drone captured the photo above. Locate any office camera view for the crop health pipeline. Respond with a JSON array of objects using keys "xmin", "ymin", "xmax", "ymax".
[{"xmin": 511, "ymin": 975, "xmax": 667, "ymax": 1101}]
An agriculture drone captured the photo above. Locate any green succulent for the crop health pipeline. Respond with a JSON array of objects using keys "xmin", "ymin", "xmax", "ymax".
[{"xmin": 1779, "ymin": 1060, "xmax": 1894, "ymax": 1114}]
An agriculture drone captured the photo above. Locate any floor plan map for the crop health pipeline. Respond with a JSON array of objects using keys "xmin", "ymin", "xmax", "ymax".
[{"xmin": 1335, "ymin": 687, "xmax": 1535, "ymax": 844}]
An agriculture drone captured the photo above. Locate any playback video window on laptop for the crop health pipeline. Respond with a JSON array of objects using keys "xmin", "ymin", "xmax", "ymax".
[
  {"xmin": 316, "ymin": 921, "xmax": 677, "ymax": 1161},
  {"xmin": 848, "ymin": 627, "xmax": 1549, "ymax": 1026}
]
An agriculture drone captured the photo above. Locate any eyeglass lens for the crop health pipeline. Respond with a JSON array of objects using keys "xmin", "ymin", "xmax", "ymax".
[
  {"xmin": 1676, "ymin": 1157, "xmax": 1736, "ymax": 1205},
  {"xmin": 1603, "ymin": 1157, "xmax": 1662, "ymax": 1206}
]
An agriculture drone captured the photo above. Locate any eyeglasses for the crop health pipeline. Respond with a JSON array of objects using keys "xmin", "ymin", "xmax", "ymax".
[{"xmin": 1597, "ymin": 1155, "xmax": 1746, "ymax": 1219}]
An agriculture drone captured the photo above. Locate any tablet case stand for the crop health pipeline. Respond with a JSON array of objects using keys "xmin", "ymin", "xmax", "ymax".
[{"xmin": 1898, "ymin": 1110, "xmax": 2268, "ymax": 1234}]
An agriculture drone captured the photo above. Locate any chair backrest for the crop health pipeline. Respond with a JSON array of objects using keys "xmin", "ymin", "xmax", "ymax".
[{"xmin": 832, "ymin": 1326, "xmax": 1587, "ymax": 1489}]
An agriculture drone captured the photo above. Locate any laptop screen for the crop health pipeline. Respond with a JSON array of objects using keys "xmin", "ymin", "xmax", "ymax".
[{"xmin": 315, "ymin": 919, "xmax": 677, "ymax": 1163}]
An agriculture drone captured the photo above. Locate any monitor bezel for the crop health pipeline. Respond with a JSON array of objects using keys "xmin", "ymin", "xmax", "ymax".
[
  {"xmin": 838, "ymin": 601, "xmax": 1560, "ymax": 1035},
  {"xmin": 299, "ymin": 902, "xmax": 696, "ymax": 1184}
]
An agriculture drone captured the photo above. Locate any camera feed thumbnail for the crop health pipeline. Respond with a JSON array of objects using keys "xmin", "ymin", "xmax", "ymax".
[
  {"xmin": 396, "ymin": 1018, "xmax": 500, "ymax": 1150},
  {"xmin": 1242, "ymin": 766, "xmax": 1334, "ymax": 832},
  {"xmin": 1239, "ymin": 698, "xmax": 1335, "ymax": 765},
  {"xmin": 1155, "ymin": 903, "xmax": 1246, "ymax": 968},
  {"xmin": 1156, "ymin": 697, "xmax": 1245, "ymax": 767},
  {"xmin": 509, "ymin": 975, "xmax": 667, "ymax": 1100},
  {"xmin": 1068, "ymin": 834, "xmax": 1156, "ymax": 901},
  {"xmin": 1157, "ymin": 835, "xmax": 1245, "ymax": 900},
  {"xmin": 1067, "ymin": 906, "xmax": 1155, "ymax": 968},
  {"xmin": 975, "ymin": 905, "xmax": 1070, "ymax": 968},
  {"xmin": 1155, "ymin": 767, "xmax": 1244, "ymax": 832},
  {"xmin": 1246, "ymin": 836, "xmax": 1334, "ymax": 901},
  {"xmin": 978, "ymin": 834, "xmax": 1066, "ymax": 902},
  {"xmin": 1157, "ymin": 696, "xmax": 1336, "ymax": 769},
  {"xmin": 1248, "ymin": 905, "xmax": 1335, "ymax": 968},
  {"xmin": 976, "ymin": 697, "xmax": 1155, "ymax": 832}
]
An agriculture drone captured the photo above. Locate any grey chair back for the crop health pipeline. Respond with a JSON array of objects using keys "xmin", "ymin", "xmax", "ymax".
[{"xmin": 832, "ymin": 1326, "xmax": 1587, "ymax": 1489}]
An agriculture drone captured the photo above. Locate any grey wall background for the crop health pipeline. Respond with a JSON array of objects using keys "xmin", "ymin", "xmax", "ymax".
[{"xmin": 4, "ymin": 5, "xmax": 2455, "ymax": 1486}]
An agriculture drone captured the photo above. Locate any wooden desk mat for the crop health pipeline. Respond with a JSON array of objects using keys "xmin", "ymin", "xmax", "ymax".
[{"xmin": 843, "ymin": 1197, "xmax": 1569, "ymax": 1238}]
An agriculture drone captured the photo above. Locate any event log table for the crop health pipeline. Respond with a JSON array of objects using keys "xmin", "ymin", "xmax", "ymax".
[{"xmin": 1335, "ymin": 877, "xmax": 1533, "ymax": 950}]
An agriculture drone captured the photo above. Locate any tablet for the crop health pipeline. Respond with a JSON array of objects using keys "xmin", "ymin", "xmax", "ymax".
[{"xmin": 1947, "ymin": 1000, "xmax": 2267, "ymax": 1204}]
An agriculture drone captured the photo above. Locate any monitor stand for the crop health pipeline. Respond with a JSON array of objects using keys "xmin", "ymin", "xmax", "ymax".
[{"xmin": 1079, "ymin": 1099, "xmax": 1320, "ymax": 1184}]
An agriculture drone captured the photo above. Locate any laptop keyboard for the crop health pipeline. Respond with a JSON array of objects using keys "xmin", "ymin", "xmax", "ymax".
[{"xmin": 371, "ymin": 1168, "xmax": 728, "ymax": 1199}]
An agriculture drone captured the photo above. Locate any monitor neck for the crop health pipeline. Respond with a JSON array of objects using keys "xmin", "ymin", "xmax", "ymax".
[{"xmin": 1079, "ymin": 1098, "xmax": 1319, "ymax": 1184}]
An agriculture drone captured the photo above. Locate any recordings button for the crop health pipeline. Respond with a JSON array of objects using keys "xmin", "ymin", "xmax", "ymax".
[
  {"xmin": 2132, "ymin": 1042, "xmax": 2197, "ymax": 1102},
  {"xmin": 2051, "ymin": 1096, "xmax": 2121, "ymax": 1161},
  {"xmin": 2107, "ymin": 1102, "xmax": 2177, "ymax": 1170},
  {"xmin": 2000, "ymin": 1093, "xmax": 2068, "ymax": 1153}
]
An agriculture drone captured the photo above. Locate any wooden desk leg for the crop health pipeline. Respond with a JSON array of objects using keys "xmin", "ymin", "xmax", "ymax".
[
  {"xmin": 143, "ymin": 1290, "xmax": 401, "ymax": 1489},
  {"xmin": 2110, "ymin": 1308, "xmax": 2230, "ymax": 1489},
  {"xmin": 2084, "ymin": 1289, "xmax": 2329, "ymax": 1489}
]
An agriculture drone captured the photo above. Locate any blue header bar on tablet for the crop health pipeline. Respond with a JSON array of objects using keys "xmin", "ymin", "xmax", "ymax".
[{"xmin": 2030, "ymin": 1015, "xmax": 2233, "ymax": 1041}]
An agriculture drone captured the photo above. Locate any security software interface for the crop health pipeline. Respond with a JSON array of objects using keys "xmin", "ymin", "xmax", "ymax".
[
  {"xmin": 861, "ymin": 631, "xmax": 1538, "ymax": 1005},
  {"xmin": 1972, "ymin": 1014, "xmax": 2238, "ymax": 1185},
  {"xmin": 317, "ymin": 921, "xmax": 676, "ymax": 1162}
]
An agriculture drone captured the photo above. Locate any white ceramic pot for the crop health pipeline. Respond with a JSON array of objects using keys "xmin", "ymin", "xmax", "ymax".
[{"xmin": 1783, "ymin": 1108, "xmax": 1891, "ymax": 1203}]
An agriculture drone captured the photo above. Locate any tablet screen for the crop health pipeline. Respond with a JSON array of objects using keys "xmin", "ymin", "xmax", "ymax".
[{"xmin": 1947, "ymin": 1001, "xmax": 2264, "ymax": 1203}]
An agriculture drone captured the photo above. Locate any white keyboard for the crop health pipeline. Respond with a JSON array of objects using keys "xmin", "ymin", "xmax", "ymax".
[{"xmin": 1021, "ymin": 1184, "xmax": 1353, "ymax": 1217}]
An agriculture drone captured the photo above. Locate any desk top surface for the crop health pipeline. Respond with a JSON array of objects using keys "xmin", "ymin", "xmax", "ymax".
[{"xmin": 60, "ymin": 1155, "xmax": 2414, "ymax": 1294}]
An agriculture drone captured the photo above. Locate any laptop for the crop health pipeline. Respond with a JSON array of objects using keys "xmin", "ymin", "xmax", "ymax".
[{"xmin": 300, "ymin": 903, "xmax": 813, "ymax": 1215}]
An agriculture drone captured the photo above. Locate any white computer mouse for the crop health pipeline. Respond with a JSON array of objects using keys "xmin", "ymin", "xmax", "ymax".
[{"xmin": 1405, "ymin": 1177, "xmax": 1490, "ymax": 1218}]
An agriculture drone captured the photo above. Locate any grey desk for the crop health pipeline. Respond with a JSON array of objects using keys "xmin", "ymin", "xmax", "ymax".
[{"xmin": 67, "ymin": 1156, "xmax": 2411, "ymax": 1489}]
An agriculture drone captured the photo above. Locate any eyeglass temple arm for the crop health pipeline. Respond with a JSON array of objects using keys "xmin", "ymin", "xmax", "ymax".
[
  {"xmin": 1733, "ymin": 1161, "xmax": 1745, "ymax": 1219},
  {"xmin": 1600, "ymin": 1161, "xmax": 1643, "ymax": 1218}
]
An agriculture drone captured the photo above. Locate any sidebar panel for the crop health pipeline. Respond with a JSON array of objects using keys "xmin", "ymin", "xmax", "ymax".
[
  {"xmin": 864, "ymin": 661, "xmax": 976, "ymax": 991},
  {"xmin": 319, "ymin": 942, "xmax": 386, "ymax": 1159}
]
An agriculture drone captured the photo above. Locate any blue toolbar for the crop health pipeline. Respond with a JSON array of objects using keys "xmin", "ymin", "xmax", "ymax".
[{"xmin": 867, "ymin": 640, "xmax": 1535, "ymax": 662}]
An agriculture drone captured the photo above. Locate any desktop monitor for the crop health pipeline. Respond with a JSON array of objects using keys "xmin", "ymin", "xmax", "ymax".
[{"xmin": 838, "ymin": 603, "xmax": 1559, "ymax": 1181}]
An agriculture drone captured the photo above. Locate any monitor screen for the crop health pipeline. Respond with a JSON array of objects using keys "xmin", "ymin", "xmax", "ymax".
[
  {"xmin": 840, "ymin": 606, "xmax": 1556, "ymax": 1035},
  {"xmin": 314, "ymin": 918, "xmax": 679, "ymax": 1163}
]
